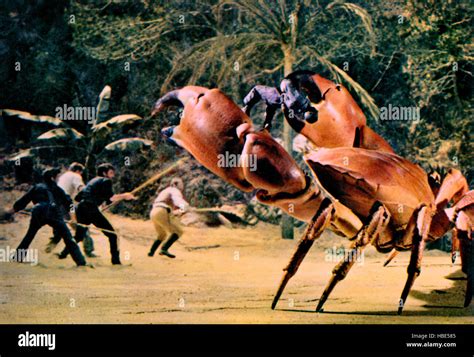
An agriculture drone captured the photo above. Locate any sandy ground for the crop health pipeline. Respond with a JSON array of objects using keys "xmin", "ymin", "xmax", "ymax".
[{"xmin": 0, "ymin": 207, "xmax": 473, "ymax": 324}]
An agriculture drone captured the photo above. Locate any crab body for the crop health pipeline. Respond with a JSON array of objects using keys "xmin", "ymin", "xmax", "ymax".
[{"xmin": 151, "ymin": 85, "xmax": 472, "ymax": 313}]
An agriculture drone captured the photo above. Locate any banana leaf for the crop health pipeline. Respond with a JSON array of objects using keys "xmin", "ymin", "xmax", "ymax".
[
  {"xmin": 8, "ymin": 149, "xmax": 33, "ymax": 161},
  {"xmin": 104, "ymin": 137, "xmax": 153, "ymax": 152},
  {"xmin": 37, "ymin": 128, "xmax": 85, "ymax": 144},
  {"xmin": 96, "ymin": 85, "xmax": 112, "ymax": 123},
  {"xmin": 8, "ymin": 145, "xmax": 87, "ymax": 162},
  {"xmin": 2, "ymin": 109, "xmax": 63, "ymax": 126},
  {"xmin": 92, "ymin": 114, "xmax": 142, "ymax": 139}
]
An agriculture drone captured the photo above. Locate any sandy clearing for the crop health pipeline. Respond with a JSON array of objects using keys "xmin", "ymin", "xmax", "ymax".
[{"xmin": 0, "ymin": 212, "xmax": 472, "ymax": 324}]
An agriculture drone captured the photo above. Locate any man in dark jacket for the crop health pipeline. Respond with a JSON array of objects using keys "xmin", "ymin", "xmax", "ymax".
[
  {"xmin": 45, "ymin": 162, "xmax": 96, "ymax": 257},
  {"xmin": 58, "ymin": 163, "xmax": 135, "ymax": 265},
  {"xmin": 242, "ymin": 85, "xmax": 283, "ymax": 130},
  {"xmin": 11, "ymin": 168, "xmax": 86, "ymax": 266}
]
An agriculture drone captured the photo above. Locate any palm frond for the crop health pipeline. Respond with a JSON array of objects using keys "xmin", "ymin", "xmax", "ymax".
[
  {"xmin": 161, "ymin": 33, "xmax": 279, "ymax": 92},
  {"xmin": 327, "ymin": 2, "xmax": 377, "ymax": 56},
  {"xmin": 218, "ymin": 0, "xmax": 282, "ymax": 37},
  {"xmin": 303, "ymin": 46, "xmax": 380, "ymax": 121}
]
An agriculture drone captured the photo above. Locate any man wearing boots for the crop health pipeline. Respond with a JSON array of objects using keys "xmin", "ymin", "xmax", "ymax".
[
  {"xmin": 148, "ymin": 177, "xmax": 190, "ymax": 259},
  {"xmin": 58, "ymin": 163, "xmax": 135, "ymax": 265},
  {"xmin": 45, "ymin": 162, "xmax": 95, "ymax": 257},
  {"xmin": 10, "ymin": 168, "xmax": 86, "ymax": 266}
]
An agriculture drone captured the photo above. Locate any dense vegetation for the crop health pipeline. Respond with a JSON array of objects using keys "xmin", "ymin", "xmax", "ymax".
[{"xmin": 0, "ymin": 0, "xmax": 472, "ymax": 227}]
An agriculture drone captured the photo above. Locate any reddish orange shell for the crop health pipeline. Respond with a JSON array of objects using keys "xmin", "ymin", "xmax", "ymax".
[
  {"xmin": 305, "ymin": 147, "xmax": 434, "ymax": 227},
  {"xmin": 174, "ymin": 88, "xmax": 253, "ymax": 191}
]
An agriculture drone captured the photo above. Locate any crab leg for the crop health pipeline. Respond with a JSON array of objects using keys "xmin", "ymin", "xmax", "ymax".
[
  {"xmin": 433, "ymin": 169, "xmax": 468, "ymax": 263},
  {"xmin": 271, "ymin": 198, "xmax": 334, "ymax": 310},
  {"xmin": 383, "ymin": 249, "xmax": 399, "ymax": 267},
  {"xmin": 434, "ymin": 169, "xmax": 468, "ymax": 211},
  {"xmin": 451, "ymin": 232, "xmax": 460, "ymax": 264},
  {"xmin": 458, "ymin": 230, "xmax": 473, "ymax": 307},
  {"xmin": 398, "ymin": 205, "xmax": 432, "ymax": 315},
  {"xmin": 316, "ymin": 203, "xmax": 391, "ymax": 312},
  {"xmin": 450, "ymin": 190, "xmax": 473, "ymax": 306}
]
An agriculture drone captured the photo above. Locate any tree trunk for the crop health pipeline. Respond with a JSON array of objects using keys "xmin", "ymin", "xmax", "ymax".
[{"xmin": 281, "ymin": 44, "xmax": 295, "ymax": 239}]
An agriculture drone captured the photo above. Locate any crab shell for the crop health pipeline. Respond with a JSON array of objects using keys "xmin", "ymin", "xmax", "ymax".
[
  {"xmin": 289, "ymin": 73, "xmax": 394, "ymax": 153},
  {"xmin": 446, "ymin": 190, "xmax": 474, "ymax": 233},
  {"xmin": 304, "ymin": 75, "xmax": 366, "ymax": 148},
  {"xmin": 168, "ymin": 88, "xmax": 254, "ymax": 191},
  {"xmin": 304, "ymin": 147, "xmax": 435, "ymax": 230},
  {"xmin": 166, "ymin": 87, "xmax": 308, "ymax": 196}
]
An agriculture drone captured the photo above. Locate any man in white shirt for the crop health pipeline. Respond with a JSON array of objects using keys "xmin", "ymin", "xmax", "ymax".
[
  {"xmin": 148, "ymin": 177, "xmax": 191, "ymax": 258},
  {"xmin": 57, "ymin": 162, "xmax": 85, "ymax": 199},
  {"xmin": 45, "ymin": 163, "xmax": 96, "ymax": 257}
]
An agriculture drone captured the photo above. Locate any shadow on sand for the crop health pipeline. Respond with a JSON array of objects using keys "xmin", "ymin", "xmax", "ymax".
[{"xmin": 275, "ymin": 270, "xmax": 472, "ymax": 317}]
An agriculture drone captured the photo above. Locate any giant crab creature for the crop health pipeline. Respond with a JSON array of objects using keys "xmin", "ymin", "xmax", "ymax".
[
  {"xmin": 151, "ymin": 85, "xmax": 472, "ymax": 314},
  {"xmin": 245, "ymin": 70, "xmax": 470, "ymax": 265}
]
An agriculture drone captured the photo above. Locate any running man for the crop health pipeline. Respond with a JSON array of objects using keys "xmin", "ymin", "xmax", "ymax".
[
  {"xmin": 58, "ymin": 163, "xmax": 135, "ymax": 265},
  {"xmin": 10, "ymin": 168, "xmax": 86, "ymax": 266},
  {"xmin": 45, "ymin": 162, "xmax": 95, "ymax": 257},
  {"xmin": 148, "ymin": 177, "xmax": 191, "ymax": 259}
]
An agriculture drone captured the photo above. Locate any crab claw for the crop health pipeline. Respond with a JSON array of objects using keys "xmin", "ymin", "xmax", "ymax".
[
  {"xmin": 161, "ymin": 126, "xmax": 174, "ymax": 139},
  {"xmin": 151, "ymin": 105, "xmax": 162, "ymax": 117},
  {"xmin": 161, "ymin": 126, "xmax": 180, "ymax": 147}
]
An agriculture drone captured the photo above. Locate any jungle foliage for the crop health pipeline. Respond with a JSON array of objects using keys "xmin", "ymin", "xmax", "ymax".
[{"xmin": 0, "ymin": 0, "xmax": 472, "ymax": 220}]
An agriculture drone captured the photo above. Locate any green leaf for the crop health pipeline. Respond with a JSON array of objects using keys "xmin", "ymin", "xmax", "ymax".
[
  {"xmin": 37, "ymin": 128, "xmax": 85, "ymax": 143},
  {"xmin": 104, "ymin": 137, "xmax": 153, "ymax": 152},
  {"xmin": 96, "ymin": 85, "xmax": 112, "ymax": 122},
  {"xmin": 2, "ymin": 109, "xmax": 63, "ymax": 126},
  {"xmin": 8, "ymin": 145, "xmax": 88, "ymax": 162},
  {"xmin": 99, "ymin": 85, "xmax": 112, "ymax": 101},
  {"xmin": 92, "ymin": 114, "xmax": 142, "ymax": 138},
  {"xmin": 8, "ymin": 149, "xmax": 33, "ymax": 161},
  {"xmin": 327, "ymin": 2, "xmax": 377, "ymax": 56}
]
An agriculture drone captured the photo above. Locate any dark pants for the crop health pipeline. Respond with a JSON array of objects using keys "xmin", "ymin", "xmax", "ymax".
[
  {"xmin": 16, "ymin": 203, "xmax": 86, "ymax": 266},
  {"xmin": 51, "ymin": 213, "xmax": 95, "ymax": 255},
  {"xmin": 243, "ymin": 86, "xmax": 281, "ymax": 128},
  {"xmin": 74, "ymin": 201, "xmax": 119, "ymax": 263}
]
